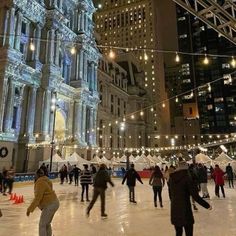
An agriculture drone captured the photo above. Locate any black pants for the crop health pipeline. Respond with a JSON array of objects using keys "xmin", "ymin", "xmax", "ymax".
[
  {"xmin": 81, "ymin": 184, "xmax": 89, "ymax": 200},
  {"xmin": 215, "ymin": 185, "xmax": 225, "ymax": 197},
  {"xmin": 69, "ymin": 173, "xmax": 73, "ymax": 184},
  {"xmin": 74, "ymin": 175, "xmax": 79, "ymax": 186},
  {"xmin": 8, "ymin": 179, "xmax": 14, "ymax": 194},
  {"xmin": 60, "ymin": 174, "xmax": 64, "ymax": 184},
  {"xmin": 152, "ymin": 186, "xmax": 162, "ymax": 204},
  {"xmin": 87, "ymin": 187, "xmax": 106, "ymax": 215},
  {"xmin": 228, "ymin": 178, "xmax": 234, "ymax": 188},
  {"xmin": 175, "ymin": 224, "xmax": 193, "ymax": 236},
  {"xmin": 128, "ymin": 186, "xmax": 135, "ymax": 201}
]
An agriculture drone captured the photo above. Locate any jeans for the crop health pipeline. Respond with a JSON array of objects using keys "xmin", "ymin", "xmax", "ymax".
[
  {"xmin": 87, "ymin": 187, "xmax": 106, "ymax": 215},
  {"xmin": 128, "ymin": 186, "xmax": 135, "ymax": 201},
  {"xmin": 152, "ymin": 186, "xmax": 162, "ymax": 204},
  {"xmin": 74, "ymin": 175, "xmax": 79, "ymax": 186},
  {"xmin": 39, "ymin": 200, "xmax": 59, "ymax": 236},
  {"xmin": 200, "ymin": 183, "xmax": 209, "ymax": 196},
  {"xmin": 228, "ymin": 178, "xmax": 234, "ymax": 188},
  {"xmin": 174, "ymin": 224, "xmax": 193, "ymax": 236},
  {"xmin": 81, "ymin": 184, "xmax": 89, "ymax": 200}
]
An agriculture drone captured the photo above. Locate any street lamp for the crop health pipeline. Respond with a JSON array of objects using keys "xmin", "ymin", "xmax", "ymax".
[{"xmin": 49, "ymin": 92, "xmax": 57, "ymax": 172}]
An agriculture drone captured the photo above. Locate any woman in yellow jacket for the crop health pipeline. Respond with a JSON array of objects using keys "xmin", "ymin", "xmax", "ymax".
[{"xmin": 26, "ymin": 169, "xmax": 59, "ymax": 236}]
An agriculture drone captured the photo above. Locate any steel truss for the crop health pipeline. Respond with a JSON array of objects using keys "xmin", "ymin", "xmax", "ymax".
[{"xmin": 173, "ymin": 0, "xmax": 236, "ymax": 45}]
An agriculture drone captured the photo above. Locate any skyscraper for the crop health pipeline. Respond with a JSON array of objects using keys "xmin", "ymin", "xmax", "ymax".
[{"xmin": 93, "ymin": 0, "xmax": 178, "ymax": 146}]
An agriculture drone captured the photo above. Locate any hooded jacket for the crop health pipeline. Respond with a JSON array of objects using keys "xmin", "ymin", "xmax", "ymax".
[
  {"xmin": 213, "ymin": 167, "xmax": 225, "ymax": 185},
  {"xmin": 169, "ymin": 168, "xmax": 210, "ymax": 226},
  {"xmin": 27, "ymin": 176, "xmax": 58, "ymax": 213},
  {"xmin": 93, "ymin": 168, "xmax": 114, "ymax": 189}
]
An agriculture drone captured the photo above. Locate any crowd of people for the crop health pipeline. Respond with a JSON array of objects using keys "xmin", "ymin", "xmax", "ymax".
[{"xmin": 0, "ymin": 160, "xmax": 235, "ymax": 236}]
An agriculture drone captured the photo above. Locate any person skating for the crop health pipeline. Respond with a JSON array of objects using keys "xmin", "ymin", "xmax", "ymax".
[
  {"xmin": 80, "ymin": 164, "xmax": 92, "ymax": 202},
  {"xmin": 226, "ymin": 163, "xmax": 234, "ymax": 188},
  {"xmin": 68, "ymin": 163, "xmax": 74, "ymax": 184},
  {"xmin": 2, "ymin": 167, "xmax": 8, "ymax": 196},
  {"xmin": 198, "ymin": 164, "xmax": 210, "ymax": 198},
  {"xmin": 59, "ymin": 165, "xmax": 66, "ymax": 184},
  {"xmin": 73, "ymin": 165, "xmax": 80, "ymax": 186},
  {"xmin": 213, "ymin": 164, "xmax": 226, "ymax": 198},
  {"xmin": 122, "ymin": 163, "xmax": 143, "ymax": 204},
  {"xmin": 27, "ymin": 169, "xmax": 59, "ymax": 236},
  {"xmin": 87, "ymin": 164, "xmax": 114, "ymax": 218},
  {"xmin": 149, "ymin": 166, "xmax": 165, "ymax": 208},
  {"xmin": 165, "ymin": 165, "xmax": 175, "ymax": 200},
  {"xmin": 169, "ymin": 158, "xmax": 212, "ymax": 236},
  {"xmin": 40, "ymin": 163, "xmax": 49, "ymax": 177}
]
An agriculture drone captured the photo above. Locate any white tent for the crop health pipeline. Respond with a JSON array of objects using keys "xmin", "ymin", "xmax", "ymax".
[
  {"xmin": 91, "ymin": 155, "xmax": 102, "ymax": 164},
  {"xmin": 195, "ymin": 153, "xmax": 212, "ymax": 164},
  {"xmin": 39, "ymin": 154, "xmax": 66, "ymax": 172},
  {"xmin": 101, "ymin": 156, "xmax": 111, "ymax": 165},
  {"xmin": 119, "ymin": 155, "xmax": 127, "ymax": 162},
  {"xmin": 146, "ymin": 154, "xmax": 156, "ymax": 165},
  {"xmin": 215, "ymin": 152, "xmax": 233, "ymax": 164},
  {"xmin": 66, "ymin": 152, "xmax": 90, "ymax": 169}
]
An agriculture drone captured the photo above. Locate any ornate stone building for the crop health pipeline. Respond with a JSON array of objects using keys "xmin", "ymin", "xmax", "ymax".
[
  {"xmin": 0, "ymin": 0, "xmax": 100, "ymax": 171},
  {"xmin": 97, "ymin": 52, "xmax": 151, "ymax": 157}
]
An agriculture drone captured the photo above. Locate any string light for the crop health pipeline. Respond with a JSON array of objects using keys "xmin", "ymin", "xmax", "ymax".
[
  {"xmin": 108, "ymin": 49, "xmax": 115, "ymax": 59},
  {"xmin": 70, "ymin": 46, "xmax": 76, "ymax": 55},
  {"xmin": 190, "ymin": 90, "xmax": 194, "ymax": 98},
  {"xmin": 144, "ymin": 51, "xmax": 148, "ymax": 61},
  {"xmin": 29, "ymin": 39, "xmax": 35, "ymax": 51},
  {"xmin": 131, "ymin": 115, "xmax": 135, "ymax": 119},
  {"xmin": 175, "ymin": 52, "xmax": 180, "ymax": 63},
  {"xmin": 203, "ymin": 54, "xmax": 209, "ymax": 65},
  {"xmin": 175, "ymin": 97, "xmax": 179, "ymax": 103},
  {"xmin": 231, "ymin": 56, "xmax": 236, "ymax": 68},
  {"xmin": 162, "ymin": 103, "xmax": 166, "ymax": 108},
  {"xmin": 208, "ymin": 83, "xmax": 211, "ymax": 92},
  {"xmin": 140, "ymin": 111, "xmax": 144, "ymax": 116}
]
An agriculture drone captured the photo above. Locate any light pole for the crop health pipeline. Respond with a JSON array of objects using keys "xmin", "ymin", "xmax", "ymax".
[{"xmin": 49, "ymin": 92, "xmax": 57, "ymax": 173}]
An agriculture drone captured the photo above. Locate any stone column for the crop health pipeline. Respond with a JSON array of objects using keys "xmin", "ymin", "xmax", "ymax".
[
  {"xmin": 73, "ymin": 101, "xmax": 82, "ymax": 140},
  {"xmin": 94, "ymin": 64, "xmax": 98, "ymax": 91},
  {"xmin": 78, "ymin": 49, "xmax": 84, "ymax": 80},
  {"xmin": 81, "ymin": 103, "xmax": 87, "ymax": 143},
  {"xmin": 46, "ymin": 29, "xmax": 55, "ymax": 64},
  {"xmin": 79, "ymin": 10, "xmax": 85, "ymax": 32},
  {"xmin": 84, "ymin": 13, "xmax": 88, "ymax": 32},
  {"xmin": 34, "ymin": 88, "xmax": 44, "ymax": 134},
  {"xmin": 5, "ymin": 7, "xmax": 16, "ymax": 48},
  {"xmin": 35, "ymin": 25, "xmax": 42, "ymax": 61},
  {"xmin": 0, "ymin": 8, "xmax": 7, "ymax": 46},
  {"xmin": 83, "ymin": 52, "xmax": 88, "ymax": 82},
  {"xmin": 89, "ymin": 108, "xmax": 94, "ymax": 145},
  {"xmin": 93, "ymin": 109, "xmax": 98, "ymax": 146},
  {"xmin": 54, "ymin": 31, "xmax": 60, "ymax": 66},
  {"xmin": 66, "ymin": 101, "xmax": 74, "ymax": 138},
  {"xmin": 3, "ymin": 79, "xmax": 15, "ymax": 132},
  {"xmin": 0, "ymin": 78, "xmax": 9, "ymax": 132},
  {"xmin": 26, "ymin": 87, "xmax": 37, "ymax": 136},
  {"xmin": 42, "ymin": 90, "xmax": 51, "ymax": 135},
  {"xmin": 15, "ymin": 86, "xmax": 25, "ymax": 134},
  {"xmin": 14, "ymin": 11, "xmax": 22, "ymax": 50}
]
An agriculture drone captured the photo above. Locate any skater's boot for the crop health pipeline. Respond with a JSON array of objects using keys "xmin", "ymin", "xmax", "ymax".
[
  {"xmin": 101, "ymin": 213, "xmax": 108, "ymax": 218},
  {"xmin": 81, "ymin": 198, "xmax": 84, "ymax": 202},
  {"xmin": 193, "ymin": 204, "xmax": 198, "ymax": 211},
  {"xmin": 160, "ymin": 202, "xmax": 163, "ymax": 208},
  {"xmin": 154, "ymin": 201, "xmax": 157, "ymax": 207}
]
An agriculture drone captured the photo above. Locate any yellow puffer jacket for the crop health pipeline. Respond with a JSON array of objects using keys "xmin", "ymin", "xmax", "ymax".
[{"xmin": 28, "ymin": 176, "xmax": 58, "ymax": 213}]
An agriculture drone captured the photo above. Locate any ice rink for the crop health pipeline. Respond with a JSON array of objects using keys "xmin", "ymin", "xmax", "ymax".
[{"xmin": 1, "ymin": 178, "xmax": 236, "ymax": 236}]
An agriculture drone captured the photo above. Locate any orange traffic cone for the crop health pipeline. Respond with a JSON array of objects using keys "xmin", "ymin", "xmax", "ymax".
[
  {"xmin": 9, "ymin": 193, "xmax": 13, "ymax": 200},
  {"xmin": 20, "ymin": 195, "xmax": 24, "ymax": 203},
  {"xmin": 12, "ymin": 193, "xmax": 17, "ymax": 200},
  {"xmin": 13, "ymin": 196, "xmax": 20, "ymax": 204}
]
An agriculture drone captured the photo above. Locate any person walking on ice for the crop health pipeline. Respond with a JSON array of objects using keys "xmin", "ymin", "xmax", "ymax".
[
  {"xmin": 26, "ymin": 169, "xmax": 59, "ymax": 236},
  {"xmin": 86, "ymin": 164, "xmax": 114, "ymax": 218},
  {"xmin": 122, "ymin": 163, "xmax": 143, "ymax": 204}
]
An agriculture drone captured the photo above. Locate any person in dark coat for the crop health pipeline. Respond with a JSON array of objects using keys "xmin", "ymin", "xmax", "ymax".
[
  {"xmin": 198, "ymin": 164, "xmax": 210, "ymax": 198},
  {"xmin": 87, "ymin": 164, "xmax": 114, "ymax": 218},
  {"xmin": 226, "ymin": 163, "xmax": 234, "ymax": 188},
  {"xmin": 40, "ymin": 163, "xmax": 49, "ymax": 177},
  {"xmin": 73, "ymin": 165, "xmax": 80, "ymax": 186},
  {"xmin": 122, "ymin": 163, "xmax": 143, "ymax": 204},
  {"xmin": 80, "ymin": 164, "xmax": 92, "ymax": 202},
  {"xmin": 170, "ymin": 159, "xmax": 211, "ymax": 236}
]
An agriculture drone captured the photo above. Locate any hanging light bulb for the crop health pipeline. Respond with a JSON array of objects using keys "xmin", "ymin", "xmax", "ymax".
[
  {"xmin": 203, "ymin": 54, "xmax": 209, "ymax": 65},
  {"xmin": 175, "ymin": 52, "xmax": 180, "ymax": 63},
  {"xmin": 190, "ymin": 90, "xmax": 194, "ymax": 97},
  {"xmin": 208, "ymin": 83, "xmax": 211, "ymax": 92},
  {"xmin": 231, "ymin": 56, "xmax": 236, "ymax": 68},
  {"xmin": 144, "ymin": 51, "xmax": 148, "ymax": 61},
  {"xmin": 175, "ymin": 97, "xmax": 179, "ymax": 103},
  {"xmin": 131, "ymin": 115, "xmax": 135, "ymax": 119},
  {"xmin": 150, "ymin": 107, "xmax": 154, "ymax": 112},
  {"xmin": 108, "ymin": 49, "xmax": 115, "ymax": 59},
  {"xmin": 70, "ymin": 46, "xmax": 76, "ymax": 55},
  {"xmin": 162, "ymin": 103, "xmax": 166, "ymax": 108},
  {"xmin": 140, "ymin": 111, "xmax": 144, "ymax": 116},
  {"xmin": 29, "ymin": 39, "xmax": 35, "ymax": 51}
]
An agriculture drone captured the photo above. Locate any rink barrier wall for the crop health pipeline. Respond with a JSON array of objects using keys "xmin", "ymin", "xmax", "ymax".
[{"xmin": 14, "ymin": 172, "xmax": 59, "ymax": 182}]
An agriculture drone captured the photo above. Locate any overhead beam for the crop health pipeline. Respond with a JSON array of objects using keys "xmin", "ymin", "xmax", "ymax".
[{"xmin": 173, "ymin": 0, "xmax": 236, "ymax": 45}]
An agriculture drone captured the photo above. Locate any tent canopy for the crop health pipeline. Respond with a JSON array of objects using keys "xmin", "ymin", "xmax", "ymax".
[
  {"xmin": 91, "ymin": 155, "xmax": 102, "ymax": 164},
  {"xmin": 195, "ymin": 153, "xmax": 211, "ymax": 163},
  {"xmin": 44, "ymin": 153, "xmax": 64, "ymax": 163},
  {"xmin": 215, "ymin": 152, "xmax": 233, "ymax": 163}
]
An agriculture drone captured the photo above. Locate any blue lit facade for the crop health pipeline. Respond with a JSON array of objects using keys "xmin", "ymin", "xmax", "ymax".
[{"xmin": 0, "ymin": 0, "xmax": 100, "ymax": 171}]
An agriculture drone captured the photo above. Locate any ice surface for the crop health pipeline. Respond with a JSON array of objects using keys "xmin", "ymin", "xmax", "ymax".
[{"xmin": 0, "ymin": 179, "xmax": 235, "ymax": 236}]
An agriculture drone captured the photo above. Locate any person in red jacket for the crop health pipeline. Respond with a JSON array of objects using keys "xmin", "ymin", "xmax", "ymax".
[{"xmin": 213, "ymin": 165, "xmax": 226, "ymax": 198}]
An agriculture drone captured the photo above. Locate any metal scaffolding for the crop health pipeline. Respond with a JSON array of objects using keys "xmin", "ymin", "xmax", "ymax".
[{"xmin": 173, "ymin": 0, "xmax": 236, "ymax": 45}]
